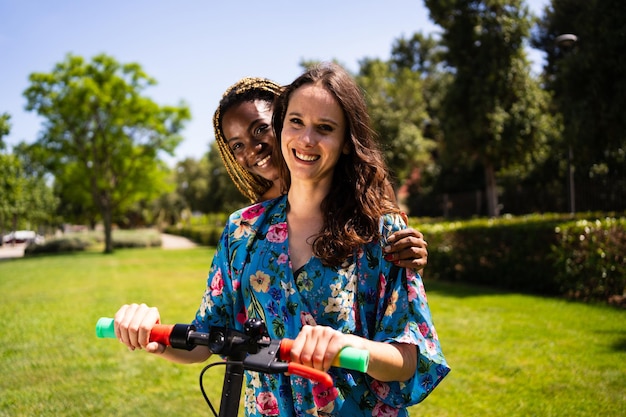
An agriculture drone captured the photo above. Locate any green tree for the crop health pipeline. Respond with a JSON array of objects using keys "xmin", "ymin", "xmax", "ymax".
[
  {"xmin": 356, "ymin": 58, "xmax": 437, "ymax": 188},
  {"xmin": 23, "ymin": 54, "xmax": 190, "ymax": 253},
  {"xmin": 203, "ymin": 141, "xmax": 249, "ymax": 213},
  {"xmin": 533, "ymin": 0, "xmax": 626, "ymax": 211},
  {"xmin": 175, "ymin": 157, "xmax": 211, "ymax": 214},
  {"xmin": 0, "ymin": 113, "xmax": 9, "ymax": 151},
  {"xmin": 0, "ymin": 140, "xmax": 58, "ymax": 240},
  {"xmin": 425, "ymin": 0, "xmax": 552, "ymax": 217},
  {"xmin": 387, "ymin": 33, "xmax": 454, "ymax": 214}
]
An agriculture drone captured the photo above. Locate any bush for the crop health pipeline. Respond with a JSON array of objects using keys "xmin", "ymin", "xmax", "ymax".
[
  {"xmin": 24, "ymin": 236, "xmax": 92, "ymax": 255},
  {"xmin": 164, "ymin": 213, "xmax": 228, "ymax": 247},
  {"xmin": 111, "ymin": 229, "xmax": 162, "ymax": 249},
  {"xmin": 551, "ymin": 217, "xmax": 626, "ymax": 305},
  {"xmin": 164, "ymin": 225, "xmax": 223, "ymax": 246},
  {"xmin": 23, "ymin": 229, "xmax": 163, "ymax": 255},
  {"xmin": 417, "ymin": 213, "xmax": 626, "ymax": 304}
]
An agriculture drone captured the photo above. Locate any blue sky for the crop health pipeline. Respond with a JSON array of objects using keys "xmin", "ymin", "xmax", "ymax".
[{"xmin": 0, "ymin": 0, "xmax": 548, "ymax": 165}]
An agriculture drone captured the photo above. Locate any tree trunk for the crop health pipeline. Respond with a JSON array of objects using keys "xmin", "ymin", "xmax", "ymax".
[
  {"xmin": 484, "ymin": 162, "xmax": 500, "ymax": 217},
  {"xmin": 101, "ymin": 200, "xmax": 114, "ymax": 254}
]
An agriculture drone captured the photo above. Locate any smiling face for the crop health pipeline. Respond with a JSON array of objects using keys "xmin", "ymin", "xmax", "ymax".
[
  {"xmin": 280, "ymin": 83, "xmax": 350, "ymax": 189},
  {"xmin": 222, "ymin": 99, "xmax": 279, "ymax": 182}
]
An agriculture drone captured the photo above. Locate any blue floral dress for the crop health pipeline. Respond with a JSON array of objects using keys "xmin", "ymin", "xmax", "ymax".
[{"xmin": 192, "ymin": 195, "xmax": 449, "ymax": 417}]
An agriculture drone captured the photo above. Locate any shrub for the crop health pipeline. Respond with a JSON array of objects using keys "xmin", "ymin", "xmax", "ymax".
[
  {"xmin": 551, "ymin": 217, "xmax": 626, "ymax": 305},
  {"xmin": 23, "ymin": 229, "xmax": 163, "ymax": 255},
  {"xmin": 111, "ymin": 229, "xmax": 162, "ymax": 249},
  {"xmin": 164, "ymin": 225, "xmax": 223, "ymax": 246},
  {"xmin": 418, "ymin": 213, "xmax": 626, "ymax": 304},
  {"xmin": 24, "ymin": 236, "xmax": 92, "ymax": 255}
]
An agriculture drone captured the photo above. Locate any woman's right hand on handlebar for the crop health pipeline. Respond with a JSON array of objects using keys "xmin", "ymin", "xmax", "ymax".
[{"xmin": 114, "ymin": 303, "xmax": 165, "ymax": 354}]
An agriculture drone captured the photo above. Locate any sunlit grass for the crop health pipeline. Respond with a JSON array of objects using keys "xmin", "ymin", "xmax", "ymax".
[{"xmin": 1, "ymin": 248, "xmax": 624, "ymax": 416}]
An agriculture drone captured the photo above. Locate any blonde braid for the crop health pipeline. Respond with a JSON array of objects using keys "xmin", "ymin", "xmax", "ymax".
[{"xmin": 213, "ymin": 77, "xmax": 282, "ymax": 202}]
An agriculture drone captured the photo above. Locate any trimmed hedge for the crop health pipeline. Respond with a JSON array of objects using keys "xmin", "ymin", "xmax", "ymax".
[
  {"xmin": 164, "ymin": 213, "xmax": 229, "ymax": 247},
  {"xmin": 551, "ymin": 218, "xmax": 626, "ymax": 303},
  {"xmin": 24, "ymin": 236, "xmax": 93, "ymax": 255},
  {"xmin": 23, "ymin": 229, "xmax": 162, "ymax": 255},
  {"xmin": 162, "ymin": 213, "xmax": 626, "ymax": 305},
  {"xmin": 163, "ymin": 225, "xmax": 224, "ymax": 247},
  {"xmin": 419, "ymin": 214, "xmax": 626, "ymax": 305}
]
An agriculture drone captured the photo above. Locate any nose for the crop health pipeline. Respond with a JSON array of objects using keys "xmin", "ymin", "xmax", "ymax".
[
  {"xmin": 243, "ymin": 140, "xmax": 265, "ymax": 163},
  {"xmin": 298, "ymin": 127, "xmax": 316, "ymax": 147}
]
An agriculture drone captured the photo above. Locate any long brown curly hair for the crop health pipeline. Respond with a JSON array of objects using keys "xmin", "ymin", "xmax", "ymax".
[
  {"xmin": 272, "ymin": 62, "xmax": 399, "ymax": 267},
  {"xmin": 213, "ymin": 77, "xmax": 282, "ymax": 202}
]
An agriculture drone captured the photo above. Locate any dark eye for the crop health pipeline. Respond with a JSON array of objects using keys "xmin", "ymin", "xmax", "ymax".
[
  {"xmin": 289, "ymin": 117, "xmax": 303, "ymax": 126},
  {"xmin": 318, "ymin": 124, "xmax": 334, "ymax": 133},
  {"xmin": 230, "ymin": 142, "xmax": 243, "ymax": 154},
  {"xmin": 254, "ymin": 124, "xmax": 270, "ymax": 137}
]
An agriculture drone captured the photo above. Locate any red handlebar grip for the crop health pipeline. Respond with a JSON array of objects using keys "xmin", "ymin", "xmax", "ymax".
[
  {"xmin": 287, "ymin": 363, "xmax": 333, "ymax": 388},
  {"xmin": 149, "ymin": 324, "xmax": 174, "ymax": 346},
  {"xmin": 279, "ymin": 338, "xmax": 293, "ymax": 361}
]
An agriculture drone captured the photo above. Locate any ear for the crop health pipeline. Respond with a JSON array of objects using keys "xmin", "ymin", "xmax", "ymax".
[{"xmin": 342, "ymin": 141, "xmax": 351, "ymax": 155}]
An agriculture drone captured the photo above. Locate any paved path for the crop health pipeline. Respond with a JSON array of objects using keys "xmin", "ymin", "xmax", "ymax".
[
  {"xmin": 160, "ymin": 233, "xmax": 197, "ymax": 250},
  {"xmin": 0, "ymin": 243, "xmax": 26, "ymax": 259}
]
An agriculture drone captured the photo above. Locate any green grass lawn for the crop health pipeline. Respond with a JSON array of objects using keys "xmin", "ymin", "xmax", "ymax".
[{"xmin": 1, "ymin": 248, "xmax": 624, "ymax": 416}]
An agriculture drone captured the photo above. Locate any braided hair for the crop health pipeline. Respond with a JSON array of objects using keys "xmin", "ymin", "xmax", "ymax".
[{"xmin": 213, "ymin": 77, "xmax": 282, "ymax": 202}]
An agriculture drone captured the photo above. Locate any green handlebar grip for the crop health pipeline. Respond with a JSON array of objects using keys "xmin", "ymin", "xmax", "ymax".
[
  {"xmin": 96, "ymin": 317, "xmax": 116, "ymax": 339},
  {"xmin": 334, "ymin": 346, "xmax": 369, "ymax": 373},
  {"xmin": 279, "ymin": 339, "xmax": 369, "ymax": 373}
]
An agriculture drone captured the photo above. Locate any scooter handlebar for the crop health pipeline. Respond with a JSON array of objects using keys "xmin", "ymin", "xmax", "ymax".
[{"xmin": 96, "ymin": 317, "xmax": 369, "ymax": 387}]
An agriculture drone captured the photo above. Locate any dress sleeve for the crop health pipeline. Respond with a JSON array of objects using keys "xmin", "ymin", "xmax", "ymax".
[{"xmin": 367, "ymin": 214, "xmax": 450, "ymax": 407}]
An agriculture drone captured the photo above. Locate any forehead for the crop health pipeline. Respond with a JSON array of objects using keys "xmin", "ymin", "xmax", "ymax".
[
  {"xmin": 223, "ymin": 99, "xmax": 272, "ymax": 122},
  {"xmin": 287, "ymin": 84, "xmax": 343, "ymax": 121}
]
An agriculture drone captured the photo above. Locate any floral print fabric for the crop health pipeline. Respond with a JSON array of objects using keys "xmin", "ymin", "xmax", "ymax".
[{"xmin": 193, "ymin": 195, "xmax": 449, "ymax": 417}]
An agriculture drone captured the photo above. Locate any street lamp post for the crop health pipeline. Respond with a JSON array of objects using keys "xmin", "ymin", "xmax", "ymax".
[{"xmin": 555, "ymin": 33, "xmax": 578, "ymax": 214}]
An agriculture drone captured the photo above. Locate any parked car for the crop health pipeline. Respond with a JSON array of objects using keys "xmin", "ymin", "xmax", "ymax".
[{"xmin": 2, "ymin": 231, "xmax": 44, "ymax": 245}]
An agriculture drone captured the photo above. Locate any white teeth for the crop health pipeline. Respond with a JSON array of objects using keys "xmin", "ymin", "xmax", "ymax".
[
  {"xmin": 255, "ymin": 155, "xmax": 271, "ymax": 167},
  {"xmin": 295, "ymin": 150, "xmax": 319, "ymax": 162}
]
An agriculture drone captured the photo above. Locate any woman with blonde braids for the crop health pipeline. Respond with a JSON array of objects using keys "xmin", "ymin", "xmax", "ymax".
[
  {"xmin": 213, "ymin": 77, "xmax": 429, "ymax": 270},
  {"xmin": 213, "ymin": 77, "xmax": 282, "ymax": 202}
]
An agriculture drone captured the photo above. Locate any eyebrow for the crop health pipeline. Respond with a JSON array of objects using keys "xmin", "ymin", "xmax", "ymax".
[{"xmin": 287, "ymin": 111, "xmax": 340, "ymax": 128}]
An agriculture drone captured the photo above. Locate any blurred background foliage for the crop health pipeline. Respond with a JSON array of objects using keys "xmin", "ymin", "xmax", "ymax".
[{"xmin": 1, "ymin": 0, "xmax": 624, "ymax": 303}]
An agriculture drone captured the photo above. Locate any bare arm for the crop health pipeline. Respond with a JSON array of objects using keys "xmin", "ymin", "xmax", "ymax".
[{"xmin": 114, "ymin": 303, "xmax": 212, "ymax": 364}]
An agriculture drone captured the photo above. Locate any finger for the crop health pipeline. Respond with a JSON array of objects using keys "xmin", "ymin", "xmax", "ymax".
[
  {"xmin": 291, "ymin": 325, "xmax": 315, "ymax": 368},
  {"xmin": 387, "ymin": 228, "xmax": 424, "ymax": 244},
  {"xmin": 128, "ymin": 304, "xmax": 157, "ymax": 349},
  {"xmin": 113, "ymin": 304, "xmax": 130, "ymax": 342},
  {"xmin": 145, "ymin": 341, "xmax": 165, "ymax": 354},
  {"xmin": 116, "ymin": 303, "xmax": 140, "ymax": 349},
  {"xmin": 388, "ymin": 238, "xmax": 427, "ymax": 255},
  {"xmin": 308, "ymin": 326, "xmax": 344, "ymax": 371},
  {"xmin": 323, "ymin": 330, "xmax": 346, "ymax": 371},
  {"xmin": 394, "ymin": 257, "xmax": 427, "ymax": 270}
]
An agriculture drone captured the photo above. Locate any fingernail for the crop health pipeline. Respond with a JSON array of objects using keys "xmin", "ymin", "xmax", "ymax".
[
  {"xmin": 384, "ymin": 246, "xmax": 391, "ymax": 252},
  {"xmin": 384, "ymin": 254, "xmax": 393, "ymax": 261}
]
